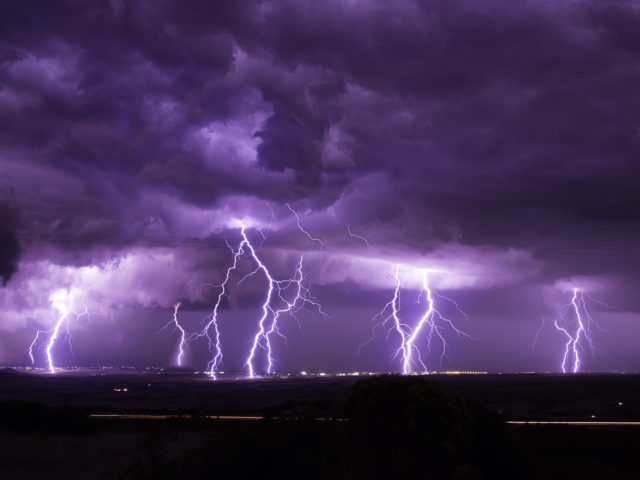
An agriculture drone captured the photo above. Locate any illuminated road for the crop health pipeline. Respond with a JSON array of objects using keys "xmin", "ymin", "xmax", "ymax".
[
  {"xmin": 90, "ymin": 414, "xmax": 640, "ymax": 426},
  {"xmin": 506, "ymin": 420, "xmax": 640, "ymax": 427},
  {"xmin": 90, "ymin": 414, "xmax": 264, "ymax": 421}
]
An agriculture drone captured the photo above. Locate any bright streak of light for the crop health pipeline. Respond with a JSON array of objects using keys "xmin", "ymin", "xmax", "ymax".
[
  {"xmin": 361, "ymin": 264, "xmax": 470, "ymax": 374},
  {"xmin": 159, "ymin": 302, "xmax": 188, "ymax": 367},
  {"xmin": 347, "ymin": 225, "xmax": 370, "ymax": 247},
  {"xmin": 242, "ymin": 225, "xmax": 277, "ymax": 378},
  {"xmin": 554, "ymin": 288, "xmax": 594, "ymax": 373},
  {"xmin": 191, "ymin": 238, "xmax": 246, "ymax": 379},
  {"xmin": 286, "ymin": 203, "xmax": 326, "ymax": 250},
  {"xmin": 27, "ymin": 289, "xmax": 88, "ymax": 373},
  {"xmin": 192, "ymin": 225, "xmax": 326, "ymax": 379}
]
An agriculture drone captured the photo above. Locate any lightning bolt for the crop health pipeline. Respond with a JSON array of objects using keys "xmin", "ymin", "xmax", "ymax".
[
  {"xmin": 357, "ymin": 264, "xmax": 405, "ymax": 358},
  {"xmin": 46, "ymin": 298, "xmax": 69, "ymax": 373},
  {"xmin": 263, "ymin": 255, "xmax": 328, "ymax": 374},
  {"xmin": 241, "ymin": 225, "xmax": 277, "ymax": 378},
  {"xmin": 347, "ymin": 225, "xmax": 370, "ymax": 247},
  {"xmin": 286, "ymin": 203, "xmax": 327, "ymax": 250},
  {"xmin": 361, "ymin": 264, "xmax": 470, "ymax": 374},
  {"xmin": 159, "ymin": 302, "xmax": 188, "ymax": 367},
  {"xmin": 192, "ymin": 238, "xmax": 246, "ymax": 379},
  {"xmin": 192, "ymin": 225, "xmax": 326, "ymax": 379},
  {"xmin": 239, "ymin": 225, "xmax": 326, "ymax": 377},
  {"xmin": 553, "ymin": 288, "xmax": 595, "ymax": 373},
  {"xmin": 27, "ymin": 330, "xmax": 46, "ymax": 365},
  {"xmin": 28, "ymin": 289, "xmax": 88, "ymax": 373},
  {"xmin": 531, "ymin": 318, "xmax": 547, "ymax": 352}
]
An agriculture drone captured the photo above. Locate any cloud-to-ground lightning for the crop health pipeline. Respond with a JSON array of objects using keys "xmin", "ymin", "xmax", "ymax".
[
  {"xmin": 27, "ymin": 330, "xmax": 46, "ymax": 365},
  {"xmin": 361, "ymin": 264, "xmax": 470, "ymax": 374},
  {"xmin": 45, "ymin": 296, "xmax": 69, "ymax": 373},
  {"xmin": 553, "ymin": 288, "xmax": 597, "ymax": 373},
  {"xmin": 191, "ymin": 237, "xmax": 247, "ymax": 379},
  {"xmin": 191, "ymin": 225, "xmax": 326, "ymax": 379},
  {"xmin": 241, "ymin": 227, "xmax": 327, "ymax": 377},
  {"xmin": 27, "ymin": 289, "xmax": 88, "ymax": 373},
  {"xmin": 240, "ymin": 225, "xmax": 276, "ymax": 378},
  {"xmin": 158, "ymin": 302, "xmax": 188, "ymax": 366},
  {"xmin": 263, "ymin": 255, "xmax": 328, "ymax": 374}
]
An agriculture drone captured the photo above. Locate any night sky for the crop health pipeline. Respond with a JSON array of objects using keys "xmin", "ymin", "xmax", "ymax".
[{"xmin": 1, "ymin": 0, "xmax": 640, "ymax": 373}]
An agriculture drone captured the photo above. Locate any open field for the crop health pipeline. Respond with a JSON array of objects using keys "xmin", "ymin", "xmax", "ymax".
[
  {"xmin": 1, "ymin": 369, "xmax": 639, "ymax": 421},
  {"xmin": 2, "ymin": 370, "xmax": 640, "ymax": 479}
]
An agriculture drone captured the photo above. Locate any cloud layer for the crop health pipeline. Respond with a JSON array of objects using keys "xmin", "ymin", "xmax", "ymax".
[{"xmin": 1, "ymin": 1, "xmax": 639, "ymax": 370}]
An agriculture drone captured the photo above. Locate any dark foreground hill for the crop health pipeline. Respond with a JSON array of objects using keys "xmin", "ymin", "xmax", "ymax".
[{"xmin": 1, "ymin": 371, "xmax": 640, "ymax": 479}]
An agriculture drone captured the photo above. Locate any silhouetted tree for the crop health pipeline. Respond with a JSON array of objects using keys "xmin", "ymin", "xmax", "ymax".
[{"xmin": 339, "ymin": 375, "xmax": 517, "ymax": 479}]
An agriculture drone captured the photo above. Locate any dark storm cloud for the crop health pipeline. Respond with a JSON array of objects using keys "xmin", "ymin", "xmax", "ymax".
[
  {"xmin": 0, "ymin": 202, "xmax": 21, "ymax": 285},
  {"xmin": 0, "ymin": 0, "xmax": 635, "ymax": 249},
  {"xmin": 228, "ymin": 0, "xmax": 640, "ymax": 247},
  {"xmin": 0, "ymin": 0, "xmax": 637, "ymax": 259}
]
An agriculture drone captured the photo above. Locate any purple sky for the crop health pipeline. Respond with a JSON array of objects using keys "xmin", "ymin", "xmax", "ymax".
[{"xmin": 1, "ymin": 0, "xmax": 640, "ymax": 373}]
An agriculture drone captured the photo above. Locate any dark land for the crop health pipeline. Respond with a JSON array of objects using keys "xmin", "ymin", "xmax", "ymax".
[{"xmin": 1, "ymin": 369, "xmax": 640, "ymax": 479}]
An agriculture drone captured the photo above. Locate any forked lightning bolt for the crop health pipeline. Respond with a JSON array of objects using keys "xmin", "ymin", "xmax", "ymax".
[
  {"xmin": 191, "ymin": 237, "xmax": 246, "ymax": 378},
  {"xmin": 27, "ymin": 289, "xmax": 88, "ymax": 373},
  {"xmin": 259, "ymin": 255, "xmax": 327, "ymax": 375},
  {"xmin": 192, "ymin": 225, "xmax": 326, "ymax": 378},
  {"xmin": 553, "ymin": 288, "xmax": 596, "ymax": 373},
  {"xmin": 242, "ymin": 227, "xmax": 326, "ymax": 377},
  {"xmin": 361, "ymin": 264, "xmax": 470, "ymax": 374}
]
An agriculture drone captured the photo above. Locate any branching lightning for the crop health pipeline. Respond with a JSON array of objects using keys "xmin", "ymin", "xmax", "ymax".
[
  {"xmin": 553, "ymin": 288, "xmax": 597, "ymax": 373},
  {"xmin": 263, "ymin": 256, "xmax": 328, "ymax": 374},
  {"xmin": 242, "ymin": 227, "xmax": 327, "ymax": 377},
  {"xmin": 190, "ymin": 225, "xmax": 326, "ymax": 379},
  {"xmin": 361, "ymin": 264, "xmax": 470, "ymax": 374},
  {"xmin": 159, "ymin": 302, "xmax": 188, "ymax": 366},
  {"xmin": 27, "ymin": 289, "xmax": 88, "ymax": 373},
  {"xmin": 191, "ymin": 237, "xmax": 246, "ymax": 378}
]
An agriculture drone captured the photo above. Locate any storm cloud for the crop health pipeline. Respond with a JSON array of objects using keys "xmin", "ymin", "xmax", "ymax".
[{"xmin": 1, "ymin": 0, "xmax": 639, "ymax": 371}]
